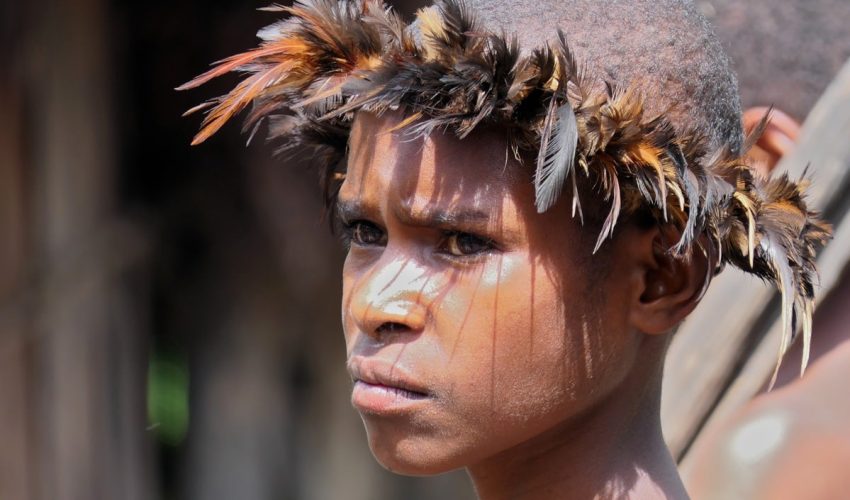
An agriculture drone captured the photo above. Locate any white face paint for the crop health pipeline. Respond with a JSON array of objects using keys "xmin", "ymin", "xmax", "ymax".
[{"xmin": 729, "ymin": 411, "xmax": 790, "ymax": 465}]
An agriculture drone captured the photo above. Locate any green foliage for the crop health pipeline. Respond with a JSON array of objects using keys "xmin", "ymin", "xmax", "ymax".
[{"xmin": 147, "ymin": 354, "xmax": 189, "ymax": 447}]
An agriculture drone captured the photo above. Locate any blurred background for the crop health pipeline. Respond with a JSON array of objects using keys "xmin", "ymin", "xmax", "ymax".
[{"xmin": 1, "ymin": 1, "xmax": 848, "ymax": 499}]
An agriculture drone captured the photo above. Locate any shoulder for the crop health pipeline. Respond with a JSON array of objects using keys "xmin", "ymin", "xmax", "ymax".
[{"xmin": 686, "ymin": 340, "xmax": 850, "ymax": 499}]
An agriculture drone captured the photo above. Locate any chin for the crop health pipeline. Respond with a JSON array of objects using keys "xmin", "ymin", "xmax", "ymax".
[{"xmin": 364, "ymin": 424, "xmax": 468, "ymax": 476}]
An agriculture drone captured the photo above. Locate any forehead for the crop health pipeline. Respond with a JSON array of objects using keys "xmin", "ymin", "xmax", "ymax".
[{"xmin": 342, "ymin": 111, "xmax": 529, "ymax": 214}]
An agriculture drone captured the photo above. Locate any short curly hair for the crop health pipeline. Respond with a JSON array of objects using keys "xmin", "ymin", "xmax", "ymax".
[{"xmin": 466, "ymin": 0, "xmax": 744, "ymax": 154}]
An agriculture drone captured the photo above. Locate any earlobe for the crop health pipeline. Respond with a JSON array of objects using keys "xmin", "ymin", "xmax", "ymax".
[
  {"xmin": 630, "ymin": 229, "xmax": 713, "ymax": 335},
  {"xmin": 742, "ymin": 107, "xmax": 801, "ymax": 176}
]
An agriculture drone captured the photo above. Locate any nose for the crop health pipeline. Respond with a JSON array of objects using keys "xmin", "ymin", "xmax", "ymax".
[{"xmin": 347, "ymin": 255, "xmax": 431, "ymax": 339}]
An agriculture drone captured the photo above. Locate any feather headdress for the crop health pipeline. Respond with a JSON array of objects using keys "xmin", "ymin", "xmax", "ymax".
[{"xmin": 179, "ymin": 0, "xmax": 831, "ymax": 384}]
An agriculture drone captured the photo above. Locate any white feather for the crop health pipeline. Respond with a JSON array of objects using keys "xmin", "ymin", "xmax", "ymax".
[
  {"xmin": 764, "ymin": 231, "xmax": 795, "ymax": 391},
  {"xmin": 534, "ymin": 100, "xmax": 578, "ymax": 213}
]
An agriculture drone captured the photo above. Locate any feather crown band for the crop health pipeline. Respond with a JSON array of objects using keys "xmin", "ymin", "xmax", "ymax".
[{"xmin": 179, "ymin": 0, "xmax": 831, "ymax": 383}]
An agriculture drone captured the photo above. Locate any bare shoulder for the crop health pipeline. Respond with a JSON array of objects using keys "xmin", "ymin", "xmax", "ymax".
[{"xmin": 686, "ymin": 341, "xmax": 850, "ymax": 500}]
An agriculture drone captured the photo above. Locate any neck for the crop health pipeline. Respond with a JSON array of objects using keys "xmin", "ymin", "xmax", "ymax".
[{"xmin": 466, "ymin": 336, "xmax": 688, "ymax": 500}]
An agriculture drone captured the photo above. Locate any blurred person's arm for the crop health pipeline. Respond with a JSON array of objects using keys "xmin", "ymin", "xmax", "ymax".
[{"xmin": 686, "ymin": 273, "xmax": 850, "ymax": 500}]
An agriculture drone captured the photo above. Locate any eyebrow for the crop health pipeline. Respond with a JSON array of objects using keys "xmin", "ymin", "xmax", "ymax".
[{"xmin": 336, "ymin": 199, "xmax": 494, "ymax": 228}]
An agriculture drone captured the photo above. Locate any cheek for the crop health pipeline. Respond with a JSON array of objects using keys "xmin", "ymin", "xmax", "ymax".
[
  {"xmin": 340, "ymin": 261, "xmax": 356, "ymax": 349},
  {"xmin": 340, "ymin": 253, "xmax": 369, "ymax": 354},
  {"xmin": 436, "ymin": 256, "xmax": 582, "ymax": 412},
  {"xmin": 437, "ymin": 254, "xmax": 630, "ymax": 430}
]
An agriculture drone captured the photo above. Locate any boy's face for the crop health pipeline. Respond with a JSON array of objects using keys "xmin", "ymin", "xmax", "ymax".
[{"xmin": 339, "ymin": 112, "xmax": 642, "ymax": 474}]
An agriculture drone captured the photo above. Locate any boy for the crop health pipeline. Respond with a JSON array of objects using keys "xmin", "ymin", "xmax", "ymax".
[{"xmin": 180, "ymin": 1, "xmax": 829, "ymax": 497}]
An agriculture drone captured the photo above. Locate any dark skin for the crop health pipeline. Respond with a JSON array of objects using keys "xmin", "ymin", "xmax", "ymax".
[{"xmin": 339, "ymin": 111, "xmax": 710, "ymax": 499}]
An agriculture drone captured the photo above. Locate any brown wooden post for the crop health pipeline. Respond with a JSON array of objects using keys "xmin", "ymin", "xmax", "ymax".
[
  {"xmin": 1, "ymin": 0, "xmax": 155, "ymax": 498},
  {"xmin": 0, "ymin": 3, "xmax": 34, "ymax": 498}
]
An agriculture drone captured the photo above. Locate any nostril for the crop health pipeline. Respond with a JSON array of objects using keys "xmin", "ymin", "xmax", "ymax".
[{"xmin": 375, "ymin": 322, "xmax": 410, "ymax": 334}]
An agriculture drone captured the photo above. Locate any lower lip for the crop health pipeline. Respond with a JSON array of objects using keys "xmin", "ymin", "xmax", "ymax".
[{"xmin": 351, "ymin": 380, "xmax": 431, "ymax": 414}]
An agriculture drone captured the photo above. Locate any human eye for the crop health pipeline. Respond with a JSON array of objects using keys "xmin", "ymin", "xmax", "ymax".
[
  {"xmin": 439, "ymin": 231, "xmax": 497, "ymax": 258},
  {"xmin": 342, "ymin": 220, "xmax": 387, "ymax": 248}
]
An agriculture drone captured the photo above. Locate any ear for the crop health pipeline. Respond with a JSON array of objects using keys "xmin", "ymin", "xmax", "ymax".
[
  {"xmin": 742, "ymin": 107, "xmax": 801, "ymax": 176},
  {"xmin": 628, "ymin": 226, "xmax": 714, "ymax": 335}
]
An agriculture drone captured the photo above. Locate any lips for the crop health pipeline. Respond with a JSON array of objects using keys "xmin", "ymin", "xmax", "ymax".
[{"xmin": 348, "ymin": 356, "xmax": 432, "ymax": 414}]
